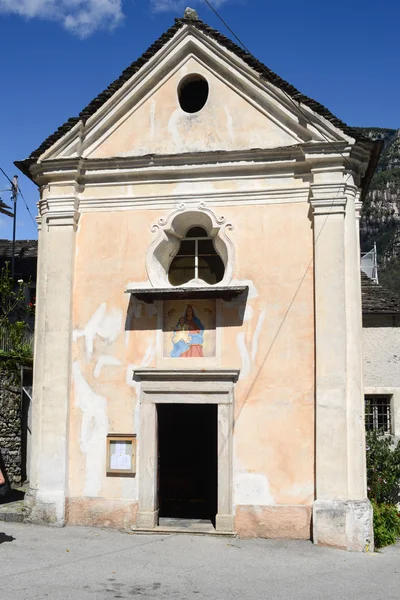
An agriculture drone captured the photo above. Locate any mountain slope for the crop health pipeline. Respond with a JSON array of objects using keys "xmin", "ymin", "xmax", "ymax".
[{"xmin": 356, "ymin": 127, "xmax": 400, "ymax": 294}]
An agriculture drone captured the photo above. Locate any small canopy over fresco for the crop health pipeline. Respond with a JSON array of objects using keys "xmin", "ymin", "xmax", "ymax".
[{"xmin": 15, "ymin": 8, "xmax": 382, "ymax": 189}]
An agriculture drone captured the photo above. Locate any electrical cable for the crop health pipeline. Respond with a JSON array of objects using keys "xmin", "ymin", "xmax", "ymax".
[
  {"xmin": 0, "ymin": 167, "xmax": 13, "ymax": 186},
  {"xmin": 17, "ymin": 186, "xmax": 37, "ymax": 227},
  {"xmin": 200, "ymin": 1, "xmax": 359, "ymax": 431},
  {"xmin": 202, "ymin": 0, "xmax": 354, "ymax": 170},
  {"xmin": 0, "ymin": 166, "xmax": 37, "ymax": 227}
]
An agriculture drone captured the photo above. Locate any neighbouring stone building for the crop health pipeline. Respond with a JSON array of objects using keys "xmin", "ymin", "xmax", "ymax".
[
  {"xmin": 361, "ymin": 273, "xmax": 400, "ymax": 439},
  {"xmin": 16, "ymin": 10, "xmax": 384, "ymax": 550}
]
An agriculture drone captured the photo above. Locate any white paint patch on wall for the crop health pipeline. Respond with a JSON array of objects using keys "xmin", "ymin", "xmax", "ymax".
[
  {"xmin": 168, "ymin": 109, "xmax": 182, "ymax": 150},
  {"xmin": 235, "ymin": 470, "xmax": 275, "ymax": 506},
  {"xmin": 237, "ymin": 332, "xmax": 251, "ymax": 381},
  {"xmin": 242, "ymin": 305, "xmax": 253, "ymax": 323},
  {"xmin": 74, "ymin": 303, "xmax": 123, "ymax": 359},
  {"xmin": 125, "ymin": 299, "xmax": 142, "ymax": 346},
  {"xmin": 124, "ymin": 282, "xmax": 154, "ymax": 346},
  {"xmin": 252, "ymin": 310, "xmax": 266, "ymax": 361},
  {"xmin": 126, "ymin": 341, "xmax": 156, "ymax": 400},
  {"xmin": 94, "ymin": 355, "xmax": 121, "ymax": 379},
  {"xmin": 73, "ymin": 362, "xmax": 109, "ymax": 497},
  {"xmin": 224, "ymin": 107, "xmax": 234, "ymax": 142},
  {"xmin": 231, "ymin": 279, "xmax": 259, "ymax": 300},
  {"xmin": 149, "ymin": 99, "xmax": 156, "ymax": 140},
  {"xmin": 284, "ymin": 482, "xmax": 314, "ymax": 502}
]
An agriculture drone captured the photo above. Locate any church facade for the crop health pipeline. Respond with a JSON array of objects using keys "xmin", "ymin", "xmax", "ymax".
[{"xmin": 16, "ymin": 10, "xmax": 381, "ymax": 550}]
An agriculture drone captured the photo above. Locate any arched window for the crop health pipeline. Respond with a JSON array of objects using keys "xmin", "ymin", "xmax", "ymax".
[{"xmin": 168, "ymin": 226, "xmax": 225, "ymax": 286}]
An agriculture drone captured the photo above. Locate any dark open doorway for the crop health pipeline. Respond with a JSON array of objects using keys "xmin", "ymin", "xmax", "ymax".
[{"xmin": 157, "ymin": 403, "xmax": 217, "ymax": 523}]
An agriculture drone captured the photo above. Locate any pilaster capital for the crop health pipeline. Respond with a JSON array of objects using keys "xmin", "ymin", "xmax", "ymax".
[
  {"xmin": 39, "ymin": 194, "xmax": 80, "ymax": 230},
  {"xmin": 45, "ymin": 210, "xmax": 80, "ymax": 229},
  {"xmin": 309, "ymin": 198, "xmax": 347, "ymax": 216},
  {"xmin": 309, "ymin": 183, "xmax": 347, "ymax": 216}
]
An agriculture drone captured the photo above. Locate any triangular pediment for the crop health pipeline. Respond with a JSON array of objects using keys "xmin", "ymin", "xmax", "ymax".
[
  {"xmin": 20, "ymin": 18, "xmax": 361, "ymax": 171},
  {"xmin": 86, "ymin": 54, "xmax": 306, "ymax": 159}
]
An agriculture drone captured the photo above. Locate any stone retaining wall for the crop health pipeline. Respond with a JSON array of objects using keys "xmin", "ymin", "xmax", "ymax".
[{"xmin": 0, "ymin": 364, "xmax": 21, "ymax": 487}]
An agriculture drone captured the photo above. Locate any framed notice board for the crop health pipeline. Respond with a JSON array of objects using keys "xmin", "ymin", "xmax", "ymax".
[{"xmin": 106, "ymin": 434, "xmax": 136, "ymax": 476}]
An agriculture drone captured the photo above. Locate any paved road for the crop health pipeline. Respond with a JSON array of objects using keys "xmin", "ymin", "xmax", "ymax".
[{"xmin": 1, "ymin": 522, "xmax": 399, "ymax": 599}]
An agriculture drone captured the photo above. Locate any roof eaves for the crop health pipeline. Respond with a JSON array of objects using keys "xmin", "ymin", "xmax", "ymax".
[{"xmin": 15, "ymin": 16, "xmax": 372, "ymax": 182}]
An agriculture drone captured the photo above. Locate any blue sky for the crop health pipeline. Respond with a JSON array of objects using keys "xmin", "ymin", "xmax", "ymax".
[{"xmin": 0, "ymin": 0, "xmax": 398, "ymax": 241}]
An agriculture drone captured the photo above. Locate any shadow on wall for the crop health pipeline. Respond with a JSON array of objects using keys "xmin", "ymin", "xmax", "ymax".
[{"xmin": 124, "ymin": 291, "xmax": 248, "ymax": 332}]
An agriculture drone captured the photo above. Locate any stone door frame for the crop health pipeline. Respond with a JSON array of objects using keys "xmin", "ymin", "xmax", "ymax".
[{"xmin": 134, "ymin": 369, "xmax": 239, "ymax": 532}]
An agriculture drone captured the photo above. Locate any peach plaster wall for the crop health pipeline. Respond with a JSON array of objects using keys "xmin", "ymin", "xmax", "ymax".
[{"xmin": 68, "ymin": 201, "xmax": 315, "ymax": 536}]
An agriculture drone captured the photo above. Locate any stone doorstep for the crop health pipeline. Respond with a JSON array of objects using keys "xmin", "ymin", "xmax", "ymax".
[
  {"xmin": 130, "ymin": 527, "xmax": 237, "ymax": 537},
  {"xmin": 0, "ymin": 500, "xmax": 25, "ymax": 523},
  {"xmin": 131, "ymin": 518, "xmax": 237, "ymax": 537}
]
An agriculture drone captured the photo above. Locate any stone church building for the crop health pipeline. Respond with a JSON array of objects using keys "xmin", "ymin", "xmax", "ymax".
[{"xmin": 16, "ymin": 10, "xmax": 382, "ymax": 550}]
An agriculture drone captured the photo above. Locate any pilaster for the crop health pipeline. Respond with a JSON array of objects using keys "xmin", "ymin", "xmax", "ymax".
[
  {"xmin": 310, "ymin": 174, "xmax": 372, "ymax": 551},
  {"xmin": 25, "ymin": 189, "xmax": 80, "ymax": 526},
  {"xmin": 24, "ymin": 212, "xmax": 45, "ymax": 509}
]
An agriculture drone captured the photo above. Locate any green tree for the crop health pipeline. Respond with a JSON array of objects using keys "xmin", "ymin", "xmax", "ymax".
[{"xmin": 0, "ymin": 262, "xmax": 33, "ymax": 358}]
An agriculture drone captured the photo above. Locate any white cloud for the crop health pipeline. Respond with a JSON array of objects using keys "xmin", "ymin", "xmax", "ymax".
[
  {"xmin": 0, "ymin": 0, "xmax": 234, "ymax": 37},
  {"xmin": 150, "ymin": 0, "xmax": 230, "ymax": 13},
  {"xmin": 0, "ymin": 0, "xmax": 124, "ymax": 38}
]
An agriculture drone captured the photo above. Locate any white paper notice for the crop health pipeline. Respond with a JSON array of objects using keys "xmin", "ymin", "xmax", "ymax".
[
  {"xmin": 115, "ymin": 443, "xmax": 126, "ymax": 455},
  {"xmin": 110, "ymin": 453, "xmax": 131, "ymax": 470}
]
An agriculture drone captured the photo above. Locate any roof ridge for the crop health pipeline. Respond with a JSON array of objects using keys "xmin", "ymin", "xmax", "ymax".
[{"xmin": 16, "ymin": 15, "xmax": 371, "ymax": 177}]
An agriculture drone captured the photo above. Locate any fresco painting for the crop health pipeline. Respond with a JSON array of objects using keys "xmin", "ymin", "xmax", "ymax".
[{"xmin": 163, "ymin": 300, "xmax": 216, "ymax": 358}]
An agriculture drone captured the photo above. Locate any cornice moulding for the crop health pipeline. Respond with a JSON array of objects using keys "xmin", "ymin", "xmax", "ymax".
[
  {"xmin": 134, "ymin": 368, "xmax": 240, "ymax": 383},
  {"xmin": 30, "ymin": 143, "xmax": 361, "ymax": 187}
]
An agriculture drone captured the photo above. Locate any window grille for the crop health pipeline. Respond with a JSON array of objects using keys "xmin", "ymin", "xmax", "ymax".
[
  {"xmin": 365, "ymin": 395, "xmax": 392, "ymax": 434},
  {"xmin": 168, "ymin": 226, "xmax": 225, "ymax": 286}
]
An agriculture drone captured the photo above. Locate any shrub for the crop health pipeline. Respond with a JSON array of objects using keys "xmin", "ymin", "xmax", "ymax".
[
  {"xmin": 366, "ymin": 429, "xmax": 400, "ymax": 505},
  {"xmin": 366, "ymin": 430, "xmax": 400, "ymax": 548},
  {"xmin": 371, "ymin": 501, "xmax": 400, "ymax": 549}
]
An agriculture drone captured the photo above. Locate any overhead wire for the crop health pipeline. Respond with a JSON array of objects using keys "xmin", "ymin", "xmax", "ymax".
[
  {"xmin": 0, "ymin": 167, "xmax": 13, "ymax": 186},
  {"xmin": 202, "ymin": 0, "xmax": 354, "ymax": 170},
  {"xmin": 201, "ymin": 0, "xmax": 356, "ymax": 430},
  {"xmin": 17, "ymin": 186, "xmax": 37, "ymax": 227},
  {"xmin": 0, "ymin": 166, "xmax": 37, "ymax": 227}
]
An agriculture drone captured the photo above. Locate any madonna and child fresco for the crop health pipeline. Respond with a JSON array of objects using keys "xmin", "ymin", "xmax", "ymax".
[{"xmin": 163, "ymin": 299, "xmax": 216, "ymax": 358}]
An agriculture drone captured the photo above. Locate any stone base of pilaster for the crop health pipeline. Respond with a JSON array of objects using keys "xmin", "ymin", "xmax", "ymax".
[
  {"xmin": 136, "ymin": 509, "xmax": 159, "ymax": 529},
  {"xmin": 313, "ymin": 499, "xmax": 374, "ymax": 552},
  {"xmin": 215, "ymin": 513, "xmax": 235, "ymax": 532},
  {"xmin": 23, "ymin": 487, "xmax": 66, "ymax": 526}
]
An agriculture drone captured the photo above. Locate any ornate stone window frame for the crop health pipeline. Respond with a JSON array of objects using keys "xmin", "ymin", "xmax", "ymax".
[
  {"xmin": 134, "ymin": 368, "xmax": 239, "ymax": 533},
  {"xmin": 145, "ymin": 202, "xmax": 235, "ymax": 289}
]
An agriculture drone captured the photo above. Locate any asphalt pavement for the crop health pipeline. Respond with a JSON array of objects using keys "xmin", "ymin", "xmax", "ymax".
[{"xmin": 1, "ymin": 522, "xmax": 399, "ymax": 599}]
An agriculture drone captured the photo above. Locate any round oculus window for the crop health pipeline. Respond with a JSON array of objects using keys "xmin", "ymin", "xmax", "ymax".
[{"xmin": 178, "ymin": 74, "xmax": 209, "ymax": 113}]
